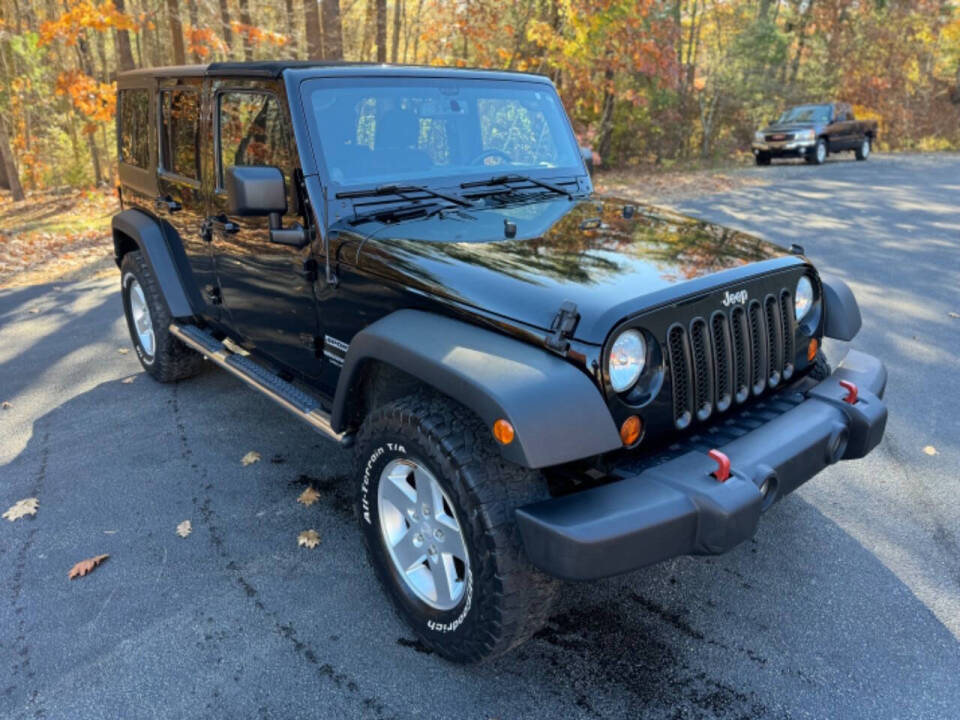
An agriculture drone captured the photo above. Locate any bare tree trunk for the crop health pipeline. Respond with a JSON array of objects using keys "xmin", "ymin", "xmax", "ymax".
[
  {"xmin": 391, "ymin": 0, "xmax": 402, "ymax": 62},
  {"xmin": 113, "ymin": 0, "xmax": 137, "ymax": 70},
  {"xmin": 410, "ymin": 0, "xmax": 423, "ymax": 62},
  {"xmin": 187, "ymin": 0, "xmax": 201, "ymax": 63},
  {"xmin": 305, "ymin": 0, "xmax": 322, "ymax": 58},
  {"xmin": 218, "ymin": 0, "xmax": 234, "ymax": 58},
  {"xmin": 376, "ymin": 0, "xmax": 387, "ymax": 62},
  {"xmin": 166, "ymin": 0, "xmax": 186, "ymax": 65},
  {"xmin": 238, "ymin": 0, "xmax": 253, "ymax": 60},
  {"xmin": 0, "ymin": 120, "xmax": 25, "ymax": 201},
  {"xmin": 284, "ymin": 0, "xmax": 298, "ymax": 58},
  {"xmin": 595, "ymin": 69, "xmax": 616, "ymax": 162},
  {"xmin": 321, "ymin": 0, "xmax": 343, "ymax": 59}
]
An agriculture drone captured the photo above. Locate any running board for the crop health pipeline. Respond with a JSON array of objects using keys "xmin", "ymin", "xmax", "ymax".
[{"xmin": 169, "ymin": 323, "xmax": 351, "ymax": 446}]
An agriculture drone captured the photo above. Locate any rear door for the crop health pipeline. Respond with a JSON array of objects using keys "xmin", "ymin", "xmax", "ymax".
[
  {"xmin": 156, "ymin": 79, "xmax": 220, "ymax": 318},
  {"xmin": 208, "ymin": 84, "xmax": 322, "ymax": 377}
]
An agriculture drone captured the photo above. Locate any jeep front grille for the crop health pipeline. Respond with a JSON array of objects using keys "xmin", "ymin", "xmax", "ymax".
[{"xmin": 667, "ymin": 290, "xmax": 796, "ymax": 430}]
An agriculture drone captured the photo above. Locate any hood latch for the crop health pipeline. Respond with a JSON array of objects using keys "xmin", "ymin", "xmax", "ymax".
[{"xmin": 546, "ymin": 301, "xmax": 580, "ymax": 355}]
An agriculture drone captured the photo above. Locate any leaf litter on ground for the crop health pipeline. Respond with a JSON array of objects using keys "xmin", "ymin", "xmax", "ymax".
[
  {"xmin": 298, "ymin": 530, "xmax": 321, "ymax": 549},
  {"xmin": 3, "ymin": 497, "xmax": 38, "ymax": 521},
  {"xmin": 68, "ymin": 554, "xmax": 109, "ymax": 579}
]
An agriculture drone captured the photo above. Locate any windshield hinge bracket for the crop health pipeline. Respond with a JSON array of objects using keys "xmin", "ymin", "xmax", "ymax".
[{"xmin": 546, "ymin": 301, "xmax": 580, "ymax": 355}]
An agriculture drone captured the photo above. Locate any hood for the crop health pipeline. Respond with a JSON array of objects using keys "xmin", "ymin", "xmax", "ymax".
[{"xmin": 342, "ymin": 195, "xmax": 796, "ymax": 344}]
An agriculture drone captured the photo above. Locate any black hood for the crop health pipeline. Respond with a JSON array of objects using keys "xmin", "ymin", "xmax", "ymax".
[{"xmin": 340, "ymin": 195, "xmax": 798, "ymax": 344}]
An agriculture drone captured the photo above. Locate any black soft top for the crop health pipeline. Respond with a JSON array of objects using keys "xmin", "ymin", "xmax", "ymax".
[{"xmin": 117, "ymin": 61, "xmax": 550, "ymax": 84}]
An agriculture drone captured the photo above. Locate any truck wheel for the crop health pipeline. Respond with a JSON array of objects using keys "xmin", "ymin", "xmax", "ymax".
[
  {"xmin": 120, "ymin": 251, "xmax": 204, "ymax": 383},
  {"xmin": 354, "ymin": 391, "xmax": 557, "ymax": 663},
  {"xmin": 755, "ymin": 152, "xmax": 771, "ymax": 166},
  {"xmin": 855, "ymin": 137, "xmax": 871, "ymax": 161},
  {"xmin": 806, "ymin": 138, "xmax": 828, "ymax": 165}
]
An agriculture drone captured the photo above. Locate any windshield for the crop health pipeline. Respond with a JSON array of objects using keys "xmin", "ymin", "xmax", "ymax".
[
  {"xmin": 301, "ymin": 77, "xmax": 582, "ymax": 188},
  {"xmin": 777, "ymin": 105, "xmax": 832, "ymax": 124}
]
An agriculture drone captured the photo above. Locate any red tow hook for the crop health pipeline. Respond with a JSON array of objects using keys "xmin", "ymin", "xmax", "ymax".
[
  {"xmin": 839, "ymin": 379, "xmax": 858, "ymax": 405},
  {"xmin": 708, "ymin": 449, "xmax": 731, "ymax": 482}
]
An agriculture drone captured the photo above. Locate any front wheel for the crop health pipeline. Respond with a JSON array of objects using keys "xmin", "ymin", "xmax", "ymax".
[
  {"xmin": 806, "ymin": 138, "xmax": 828, "ymax": 165},
  {"xmin": 355, "ymin": 392, "xmax": 557, "ymax": 663},
  {"xmin": 855, "ymin": 137, "xmax": 871, "ymax": 161},
  {"xmin": 755, "ymin": 152, "xmax": 771, "ymax": 166}
]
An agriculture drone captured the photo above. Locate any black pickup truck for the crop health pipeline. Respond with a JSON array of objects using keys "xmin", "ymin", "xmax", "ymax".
[
  {"xmin": 752, "ymin": 103, "xmax": 878, "ymax": 165},
  {"xmin": 113, "ymin": 62, "xmax": 887, "ymax": 662}
]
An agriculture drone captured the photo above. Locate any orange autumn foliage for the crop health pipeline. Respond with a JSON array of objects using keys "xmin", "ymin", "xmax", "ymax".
[
  {"xmin": 55, "ymin": 71, "xmax": 116, "ymax": 132},
  {"xmin": 39, "ymin": 0, "xmax": 138, "ymax": 46}
]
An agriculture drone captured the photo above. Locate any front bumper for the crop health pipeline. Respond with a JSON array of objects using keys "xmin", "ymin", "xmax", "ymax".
[
  {"xmin": 516, "ymin": 349, "xmax": 887, "ymax": 580},
  {"xmin": 752, "ymin": 140, "xmax": 816, "ymax": 158}
]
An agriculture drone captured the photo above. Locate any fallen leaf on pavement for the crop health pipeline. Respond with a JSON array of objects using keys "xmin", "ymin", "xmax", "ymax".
[
  {"xmin": 1, "ymin": 401, "xmax": 11, "ymax": 410},
  {"xmin": 297, "ymin": 486, "xmax": 321, "ymax": 506},
  {"xmin": 923, "ymin": 445, "xmax": 938, "ymax": 456},
  {"xmin": 176, "ymin": 520, "xmax": 192, "ymax": 538},
  {"xmin": 241, "ymin": 451, "xmax": 261, "ymax": 466},
  {"xmin": 948, "ymin": 312, "xmax": 960, "ymax": 319},
  {"xmin": 298, "ymin": 529, "xmax": 321, "ymax": 548},
  {"xmin": 28, "ymin": 307, "xmax": 40, "ymax": 314},
  {"xmin": 121, "ymin": 376, "xmax": 136, "ymax": 384},
  {"xmin": 103, "ymin": 530, "xmax": 117, "ymax": 534},
  {"xmin": 68, "ymin": 554, "xmax": 109, "ymax": 579},
  {"xmin": 3, "ymin": 497, "xmax": 38, "ymax": 521},
  {"xmin": 117, "ymin": 348, "xmax": 130, "ymax": 355}
]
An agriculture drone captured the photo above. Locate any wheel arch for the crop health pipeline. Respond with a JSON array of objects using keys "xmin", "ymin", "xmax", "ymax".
[
  {"xmin": 112, "ymin": 209, "xmax": 194, "ymax": 319},
  {"xmin": 332, "ymin": 310, "xmax": 623, "ymax": 469}
]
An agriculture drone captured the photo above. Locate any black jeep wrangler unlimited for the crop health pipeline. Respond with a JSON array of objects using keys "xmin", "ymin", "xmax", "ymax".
[{"xmin": 114, "ymin": 62, "xmax": 887, "ymax": 663}]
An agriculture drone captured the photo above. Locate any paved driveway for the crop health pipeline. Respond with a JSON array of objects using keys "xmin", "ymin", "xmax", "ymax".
[{"xmin": 2, "ymin": 153, "xmax": 959, "ymax": 719}]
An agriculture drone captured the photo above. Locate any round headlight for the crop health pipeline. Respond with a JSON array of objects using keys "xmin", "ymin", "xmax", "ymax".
[
  {"xmin": 609, "ymin": 330, "xmax": 646, "ymax": 393},
  {"xmin": 795, "ymin": 275, "xmax": 814, "ymax": 321}
]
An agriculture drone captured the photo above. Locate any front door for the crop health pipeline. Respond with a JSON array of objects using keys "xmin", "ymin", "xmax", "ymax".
[
  {"xmin": 208, "ymin": 87, "xmax": 322, "ymax": 378},
  {"xmin": 156, "ymin": 80, "xmax": 218, "ymax": 317}
]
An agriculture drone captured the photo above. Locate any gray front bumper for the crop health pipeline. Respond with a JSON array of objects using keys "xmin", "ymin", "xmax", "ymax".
[{"xmin": 516, "ymin": 349, "xmax": 887, "ymax": 581}]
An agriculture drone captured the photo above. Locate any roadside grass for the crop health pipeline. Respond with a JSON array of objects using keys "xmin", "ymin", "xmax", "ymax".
[{"xmin": 0, "ymin": 187, "xmax": 118, "ymax": 288}]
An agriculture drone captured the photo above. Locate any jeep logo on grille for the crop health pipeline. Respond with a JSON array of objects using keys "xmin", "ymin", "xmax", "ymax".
[{"xmin": 721, "ymin": 289, "xmax": 749, "ymax": 307}]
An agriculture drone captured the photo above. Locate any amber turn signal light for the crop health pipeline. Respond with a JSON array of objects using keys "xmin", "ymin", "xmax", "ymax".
[
  {"xmin": 620, "ymin": 416, "xmax": 642, "ymax": 447},
  {"xmin": 492, "ymin": 419, "xmax": 515, "ymax": 445},
  {"xmin": 807, "ymin": 338, "xmax": 819, "ymax": 362}
]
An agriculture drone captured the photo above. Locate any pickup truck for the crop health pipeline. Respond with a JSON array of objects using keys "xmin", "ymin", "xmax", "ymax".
[{"xmin": 752, "ymin": 103, "xmax": 878, "ymax": 166}]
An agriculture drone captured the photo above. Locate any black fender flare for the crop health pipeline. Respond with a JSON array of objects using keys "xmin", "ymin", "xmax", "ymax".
[
  {"xmin": 820, "ymin": 274, "xmax": 861, "ymax": 341},
  {"xmin": 331, "ymin": 310, "xmax": 623, "ymax": 469},
  {"xmin": 112, "ymin": 209, "xmax": 194, "ymax": 318}
]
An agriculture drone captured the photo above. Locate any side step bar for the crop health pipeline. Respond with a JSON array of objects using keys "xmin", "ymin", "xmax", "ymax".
[{"xmin": 169, "ymin": 323, "xmax": 352, "ymax": 447}]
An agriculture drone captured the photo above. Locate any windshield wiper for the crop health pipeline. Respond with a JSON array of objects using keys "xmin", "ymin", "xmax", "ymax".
[
  {"xmin": 336, "ymin": 184, "xmax": 472, "ymax": 207},
  {"xmin": 460, "ymin": 174, "xmax": 573, "ymax": 200},
  {"xmin": 349, "ymin": 200, "xmax": 462, "ymax": 226}
]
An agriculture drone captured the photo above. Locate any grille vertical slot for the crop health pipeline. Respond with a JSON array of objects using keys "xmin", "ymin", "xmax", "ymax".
[
  {"xmin": 667, "ymin": 324, "xmax": 693, "ymax": 430},
  {"xmin": 711, "ymin": 311, "xmax": 733, "ymax": 412},
  {"xmin": 765, "ymin": 294, "xmax": 783, "ymax": 387},
  {"xmin": 779, "ymin": 290, "xmax": 795, "ymax": 380},
  {"xmin": 731, "ymin": 305, "xmax": 750, "ymax": 404},
  {"xmin": 748, "ymin": 300, "xmax": 768, "ymax": 396},
  {"xmin": 689, "ymin": 318, "xmax": 714, "ymax": 421}
]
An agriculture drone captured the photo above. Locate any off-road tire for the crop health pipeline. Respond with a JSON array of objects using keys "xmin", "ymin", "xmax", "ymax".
[
  {"xmin": 120, "ymin": 251, "xmax": 204, "ymax": 383},
  {"xmin": 755, "ymin": 152, "xmax": 771, "ymax": 166},
  {"xmin": 809, "ymin": 349, "xmax": 831, "ymax": 381},
  {"xmin": 354, "ymin": 391, "xmax": 557, "ymax": 663},
  {"xmin": 855, "ymin": 136, "xmax": 871, "ymax": 161}
]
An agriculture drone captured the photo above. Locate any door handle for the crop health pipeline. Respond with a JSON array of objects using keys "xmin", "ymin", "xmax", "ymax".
[{"xmin": 154, "ymin": 196, "xmax": 182, "ymax": 213}]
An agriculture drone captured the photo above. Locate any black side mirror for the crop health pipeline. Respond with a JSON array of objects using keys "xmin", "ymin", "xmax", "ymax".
[
  {"xmin": 579, "ymin": 146, "xmax": 594, "ymax": 174},
  {"xmin": 225, "ymin": 166, "xmax": 307, "ymax": 248}
]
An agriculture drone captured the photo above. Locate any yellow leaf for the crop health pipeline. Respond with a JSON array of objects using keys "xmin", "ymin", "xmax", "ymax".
[
  {"xmin": 298, "ymin": 529, "xmax": 320, "ymax": 548},
  {"xmin": 923, "ymin": 445, "xmax": 938, "ymax": 456},
  {"xmin": 176, "ymin": 520, "xmax": 192, "ymax": 538},
  {"xmin": 297, "ymin": 486, "xmax": 321, "ymax": 506},
  {"xmin": 68, "ymin": 554, "xmax": 109, "ymax": 579},
  {"xmin": 3, "ymin": 497, "xmax": 38, "ymax": 521},
  {"xmin": 121, "ymin": 376, "xmax": 136, "ymax": 384},
  {"xmin": 117, "ymin": 348, "xmax": 130, "ymax": 355},
  {"xmin": 241, "ymin": 451, "xmax": 261, "ymax": 466}
]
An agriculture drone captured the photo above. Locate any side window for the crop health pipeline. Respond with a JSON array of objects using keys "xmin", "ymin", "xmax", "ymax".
[
  {"xmin": 118, "ymin": 89, "xmax": 150, "ymax": 168},
  {"xmin": 218, "ymin": 92, "xmax": 294, "ymax": 186},
  {"xmin": 159, "ymin": 89, "xmax": 200, "ymax": 180}
]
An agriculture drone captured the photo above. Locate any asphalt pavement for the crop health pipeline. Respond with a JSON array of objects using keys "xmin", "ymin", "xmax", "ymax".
[{"xmin": 2, "ymin": 152, "xmax": 959, "ymax": 719}]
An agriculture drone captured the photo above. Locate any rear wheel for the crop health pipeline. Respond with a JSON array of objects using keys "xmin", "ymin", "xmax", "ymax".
[
  {"xmin": 355, "ymin": 391, "xmax": 557, "ymax": 663},
  {"xmin": 120, "ymin": 251, "xmax": 204, "ymax": 383},
  {"xmin": 855, "ymin": 136, "xmax": 871, "ymax": 161}
]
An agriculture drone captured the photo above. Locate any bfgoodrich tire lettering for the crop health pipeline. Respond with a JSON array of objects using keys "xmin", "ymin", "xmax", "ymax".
[
  {"xmin": 355, "ymin": 391, "xmax": 557, "ymax": 663},
  {"xmin": 120, "ymin": 251, "xmax": 204, "ymax": 383}
]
